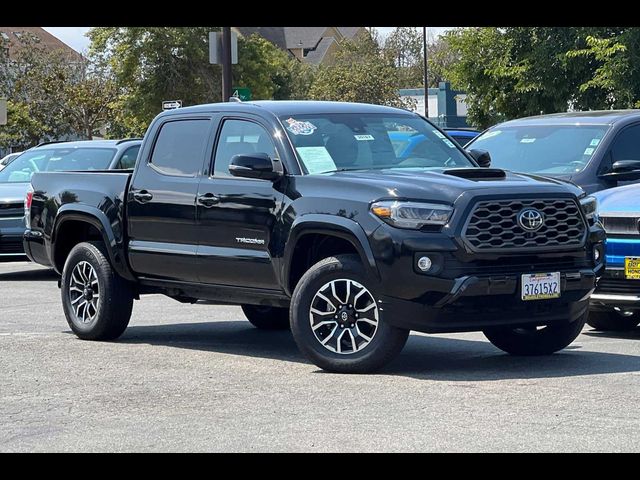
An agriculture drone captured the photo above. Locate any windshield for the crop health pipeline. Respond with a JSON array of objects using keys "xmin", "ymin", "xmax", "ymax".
[
  {"xmin": 281, "ymin": 113, "xmax": 474, "ymax": 174},
  {"xmin": 0, "ymin": 148, "xmax": 116, "ymax": 184},
  {"xmin": 470, "ymin": 125, "xmax": 610, "ymax": 175}
]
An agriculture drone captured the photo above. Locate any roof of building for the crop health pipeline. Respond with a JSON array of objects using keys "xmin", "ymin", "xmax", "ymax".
[
  {"xmin": 303, "ymin": 37, "xmax": 336, "ymax": 65},
  {"xmin": 0, "ymin": 27, "xmax": 82, "ymax": 61},
  {"xmin": 235, "ymin": 27, "xmax": 362, "ymax": 47}
]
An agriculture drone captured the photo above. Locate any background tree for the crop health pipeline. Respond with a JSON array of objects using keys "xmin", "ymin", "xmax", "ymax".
[
  {"xmin": 0, "ymin": 101, "xmax": 48, "ymax": 151},
  {"xmin": 88, "ymin": 27, "xmax": 223, "ymax": 137},
  {"xmin": 309, "ymin": 32, "xmax": 411, "ymax": 109},
  {"xmin": 0, "ymin": 36, "xmax": 116, "ymax": 150},
  {"xmin": 383, "ymin": 27, "xmax": 424, "ymax": 88},
  {"xmin": 442, "ymin": 27, "xmax": 637, "ymax": 128}
]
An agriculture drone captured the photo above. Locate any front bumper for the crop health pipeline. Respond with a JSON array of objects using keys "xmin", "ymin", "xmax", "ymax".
[
  {"xmin": 370, "ymin": 222, "xmax": 604, "ymax": 333},
  {"xmin": 0, "ymin": 216, "xmax": 27, "ymax": 260},
  {"xmin": 590, "ymin": 236, "xmax": 640, "ymax": 311},
  {"xmin": 380, "ymin": 269, "xmax": 596, "ymax": 333},
  {"xmin": 590, "ymin": 271, "xmax": 640, "ymax": 311}
]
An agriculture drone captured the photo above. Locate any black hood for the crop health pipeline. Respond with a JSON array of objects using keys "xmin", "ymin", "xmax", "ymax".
[{"xmin": 295, "ymin": 168, "xmax": 585, "ymax": 206}]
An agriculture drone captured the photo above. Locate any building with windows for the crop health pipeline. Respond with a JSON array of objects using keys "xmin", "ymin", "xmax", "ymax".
[{"xmin": 399, "ymin": 82, "xmax": 471, "ymax": 128}]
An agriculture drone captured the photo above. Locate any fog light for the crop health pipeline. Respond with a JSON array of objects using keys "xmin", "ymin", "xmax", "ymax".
[
  {"xmin": 594, "ymin": 247, "xmax": 601, "ymax": 263},
  {"xmin": 417, "ymin": 256, "xmax": 432, "ymax": 272}
]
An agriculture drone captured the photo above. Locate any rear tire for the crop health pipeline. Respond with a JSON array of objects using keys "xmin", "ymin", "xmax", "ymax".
[
  {"xmin": 483, "ymin": 312, "xmax": 587, "ymax": 356},
  {"xmin": 241, "ymin": 304, "xmax": 290, "ymax": 330},
  {"xmin": 290, "ymin": 254, "xmax": 409, "ymax": 373},
  {"xmin": 587, "ymin": 310, "xmax": 639, "ymax": 331},
  {"xmin": 61, "ymin": 241, "xmax": 133, "ymax": 340}
]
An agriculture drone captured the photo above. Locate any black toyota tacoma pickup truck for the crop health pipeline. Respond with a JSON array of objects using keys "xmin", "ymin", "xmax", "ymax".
[{"xmin": 23, "ymin": 101, "xmax": 605, "ymax": 373}]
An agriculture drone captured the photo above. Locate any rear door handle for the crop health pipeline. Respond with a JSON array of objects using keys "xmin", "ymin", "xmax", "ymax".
[
  {"xmin": 197, "ymin": 193, "xmax": 220, "ymax": 207},
  {"xmin": 133, "ymin": 190, "xmax": 153, "ymax": 203}
]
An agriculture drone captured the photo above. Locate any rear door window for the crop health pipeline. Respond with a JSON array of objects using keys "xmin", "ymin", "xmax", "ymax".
[{"xmin": 149, "ymin": 120, "xmax": 211, "ymax": 176}]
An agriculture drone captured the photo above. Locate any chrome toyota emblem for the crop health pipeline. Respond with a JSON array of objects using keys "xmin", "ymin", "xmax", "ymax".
[
  {"xmin": 341, "ymin": 312, "xmax": 349, "ymax": 321},
  {"xmin": 518, "ymin": 209, "xmax": 544, "ymax": 231}
]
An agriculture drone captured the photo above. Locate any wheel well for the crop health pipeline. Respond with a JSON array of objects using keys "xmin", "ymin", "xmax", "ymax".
[
  {"xmin": 288, "ymin": 233, "xmax": 360, "ymax": 292},
  {"xmin": 53, "ymin": 220, "xmax": 104, "ymax": 272}
]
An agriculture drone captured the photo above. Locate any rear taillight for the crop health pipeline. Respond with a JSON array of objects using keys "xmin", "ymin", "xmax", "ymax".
[{"xmin": 25, "ymin": 185, "xmax": 33, "ymax": 228}]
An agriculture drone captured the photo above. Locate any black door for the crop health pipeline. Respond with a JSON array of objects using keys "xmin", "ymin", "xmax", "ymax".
[
  {"xmin": 127, "ymin": 117, "xmax": 214, "ymax": 282},
  {"xmin": 195, "ymin": 117, "xmax": 284, "ymax": 289}
]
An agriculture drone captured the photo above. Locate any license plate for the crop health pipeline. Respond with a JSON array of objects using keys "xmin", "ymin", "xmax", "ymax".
[
  {"xmin": 625, "ymin": 257, "xmax": 640, "ymax": 280},
  {"xmin": 521, "ymin": 272, "xmax": 561, "ymax": 301}
]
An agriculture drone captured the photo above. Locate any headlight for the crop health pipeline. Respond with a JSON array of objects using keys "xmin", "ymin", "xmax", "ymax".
[
  {"xmin": 580, "ymin": 196, "xmax": 598, "ymax": 222},
  {"xmin": 371, "ymin": 201, "xmax": 453, "ymax": 229}
]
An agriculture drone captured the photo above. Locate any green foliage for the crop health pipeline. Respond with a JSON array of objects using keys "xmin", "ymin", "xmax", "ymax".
[
  {"xmin": 309, "ymin": 33, "xmax": 410, "ymax": 109},
  {"xmin": 88, "ymin": 27, "xmax": 223, "ymax": 137},
  {"xmin": 442, "ymin": 27, "xmax": 640, "ymax": 129},
  {"xmin": 0, "ymin": 100, "xmax": 48, "ymax": 151},
  {"xmin": 0, "ymin": 37, "xmax": 116, "ymax": 150}
]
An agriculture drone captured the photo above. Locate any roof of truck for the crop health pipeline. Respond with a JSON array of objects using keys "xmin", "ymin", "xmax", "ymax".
[{"xmin": 158, "ymin": 100, "xmax": 416, "ymax": 118}]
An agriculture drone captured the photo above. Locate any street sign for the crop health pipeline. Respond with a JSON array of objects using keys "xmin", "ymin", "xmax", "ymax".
[
  {"xmin": 209, "ymin": 31, "xmax": 238, "ymax": 64},
  {"xmin": 162, "ymin": 100, "xmax": 183, "ymax": 110},
  {"xmin": 0, "ymin": 98, "xmax": 6, "ymax": 126},
  {"xmin": 232, "ymin": 88, "xmax": 252, "ymax": 101}
]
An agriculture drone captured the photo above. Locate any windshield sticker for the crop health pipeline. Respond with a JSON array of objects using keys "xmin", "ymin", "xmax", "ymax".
[
  {"xmin": 584, "ymin": 147, "xmax": 595, "ymax": 156},
  {"xmin": 479, "ymin": 130, "xmax": 501, "ymax": 140},
  {"xmin": 285, "ymin": 118, "xmax": 317, "ymax": 136},
  {"xmin": 296, "ymin": 146, "xmax": 337, "ymax": 174},
  {"xmin": 433, "ymin": 130, "xmax": 446, "ymax": 139},
  {"xmin": 590, "ymin": 138, "xmax": 601, "ymax": 147},
  {"xmin": 443, "ymin": 139, "xmax": 457, "ymax": 149},
  {"xmin": 520, "ymin": 138, "xmax": 536, "ymax": 144},
  {"xmin": 354, "ymin": 134, "xmax": 375, "ymax": 141}
]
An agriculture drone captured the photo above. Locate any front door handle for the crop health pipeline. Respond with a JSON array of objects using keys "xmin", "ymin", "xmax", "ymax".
[
  {"xmin": 197, "ymin": 193, "xmax": 220, "ymax": 207},
  {"xmin": 133, "ymin": 190, "xmax": 153, "ymax": 203}
]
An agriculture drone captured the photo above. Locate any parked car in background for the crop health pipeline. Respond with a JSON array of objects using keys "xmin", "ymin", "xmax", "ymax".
[
  {"xmin": 466, "ymin": 110, "xmax": 640, "ymax": 193},
  {"xmin": 0, "ymin": 139, "xmax": 141, "ymax": 261},
  {"xmin": 442, "ymin": 128, "xmax": 481, "ymax": 147},
  {"xmin": 0, "ymin": 152, "xmax": 22, "ymax": 171},
  {"xmin": 589, "ymin": 183, "xmax": 640, "ymax": 331}
]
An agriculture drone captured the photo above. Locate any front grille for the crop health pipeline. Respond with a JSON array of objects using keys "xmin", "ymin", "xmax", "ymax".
[
  {"xmin": 0, "ymin": 240, "xmax": 24, "ymax": 254},
  {"xmin": 596, "ymin": 277, "xmax": 640, "ymax": 295},
  {"xmin": 601, "ymin": 216, "xmax": 640, "ymax": 235},
  {"xmin": 463, "ymin": 198, "xmax": 586, "ymax": 252},
  {"xmin": 0, "ymin": 202, "xmax": 23, "ymax": 219}
]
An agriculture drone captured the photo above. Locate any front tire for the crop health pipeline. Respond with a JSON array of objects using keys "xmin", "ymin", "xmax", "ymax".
[
  {"xmin": 290, "ymin": 255, "xmax": 409, "ymax": 373},
  {"xmin": 483, "ymin": 313, "xmax": 587, "ymax": 356},
  {"xmin": 241, "ymin": 304, "xmax": 290, "ymax": 330},
  {"xmin": 61, "ymin": 241, "xmax": 134, "ymax": 340},
  {"xmin": 587, "ymin": 310, "xmax": 638, "ymax": 331}
]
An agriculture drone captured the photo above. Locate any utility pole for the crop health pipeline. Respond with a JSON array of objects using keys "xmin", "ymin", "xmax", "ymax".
[
  {"xmin": 221, "ymin": 27, "xmax": 233, "ymax": 102},
  {"xmin": 423, "ymin": 27, "xmax": 429, "ymax": 118}
]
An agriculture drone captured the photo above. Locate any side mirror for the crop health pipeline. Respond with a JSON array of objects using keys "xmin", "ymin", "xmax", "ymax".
[
  {"xmin": 229, "ymin": 153, "xmax": 281, "ymax": 180},
  {"xmin": 599, "ymin": 160, "xmax": 640, "ymax": 181},
  {"xmin": 467, "ymin": 149, "xmax": 492, "ymax": 168}
]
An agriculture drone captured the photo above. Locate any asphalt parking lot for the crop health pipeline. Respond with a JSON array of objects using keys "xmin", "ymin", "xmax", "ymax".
[{"xmin": 1, "ymin": 260, "xmax": 639, "ymax": 452}]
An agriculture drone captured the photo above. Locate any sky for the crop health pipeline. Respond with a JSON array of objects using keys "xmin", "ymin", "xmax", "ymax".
[{"xmin": 43, "ymin": 27, "xmax": 454, "ymax": 54}]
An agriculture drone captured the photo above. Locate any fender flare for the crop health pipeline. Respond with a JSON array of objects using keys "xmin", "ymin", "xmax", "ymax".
[
  {"xmin": 52, "ymin": 205, "xmax": 135, "ymax": 281},
  {"xmin": 282, "ymin": 214, "xmax": 380, "ymax": 296}
]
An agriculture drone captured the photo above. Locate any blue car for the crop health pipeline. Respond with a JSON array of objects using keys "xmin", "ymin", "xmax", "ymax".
[
  {"xmin": 589, "ymin": 183, "xmax": 640, "ymax": 330},
  {"xmin": 443, "ymin": 128, "xmax": 481, "ymax": 147}
]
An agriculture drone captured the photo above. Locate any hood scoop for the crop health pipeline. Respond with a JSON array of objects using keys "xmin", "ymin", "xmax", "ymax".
[{"xmin": 443, "ymin": 168, "xmax": 507, "ymax": 180}]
